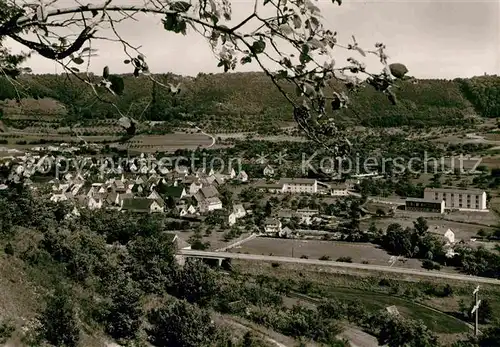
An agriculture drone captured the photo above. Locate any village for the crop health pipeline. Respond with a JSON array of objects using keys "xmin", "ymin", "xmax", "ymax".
[{"xmin": 0, "ymin": 146, "xmax": 495, "ymax": 271}]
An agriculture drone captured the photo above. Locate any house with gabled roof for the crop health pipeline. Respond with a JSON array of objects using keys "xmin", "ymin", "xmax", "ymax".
[
  {"xmin": 233, "ymin": 204, "xmax": 246, "ymax": 219},
  {"xmin": 199, "ymin": 196, "xmax": 223, "ymax": 213},
  {"xmin": 212, "ymin": 174, "xmax": 225, "ymax": 186},
  {"xmin": 195, "ymin": 185, "xmax": 219, "ymax": 203},
  {"xmin": 106, "ymin": 191, "xmax": 120, "ymax": 206},
  {"xmin": 163, "ymin": 186, "xmax": 188, "ymax": 200},
  {"xmin": 121, "ymin": 198, "xmax": 164, "ymax": 213},
  {"xmin": 164, "ymin": 232, "xmax": 191, "ymax": 250},
  {"xmin": 189, "ymin": 179, "xmax": 203, "ymax": 196},
  {"xmin": 237, "ymin": 170, "xmax": 248, "ymax": 182},
  {"xmin": 148, "ymin": 190, "xmax": 162, "ymax": 201},
  {"xmin": 263, "ymin": 218, "xmax": 282, "ymax": 235}
]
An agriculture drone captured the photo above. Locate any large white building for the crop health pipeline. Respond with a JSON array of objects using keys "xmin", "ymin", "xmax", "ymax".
[
  {"xmin": 423, "ymin": 187, "xmax": 487, "ymax": 211},
  {"xmin": 279, "ymin": 178, "xmax": 318, "ymax": 194}
]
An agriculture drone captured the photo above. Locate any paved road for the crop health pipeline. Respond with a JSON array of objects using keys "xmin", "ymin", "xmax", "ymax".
[{"xmin": 178, "ymin": 250, "xmax": 500, "ymax": 285}]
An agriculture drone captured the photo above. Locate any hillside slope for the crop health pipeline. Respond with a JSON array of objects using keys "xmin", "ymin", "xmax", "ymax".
[{"xmin": 0, "ymin": 73, "xmax": 498, "ymax": 131}]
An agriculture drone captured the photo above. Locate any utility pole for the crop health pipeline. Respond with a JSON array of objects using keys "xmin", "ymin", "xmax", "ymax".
[{"xmin": 471, "ymin": 285, "xmax": 481, "ymax": 337}]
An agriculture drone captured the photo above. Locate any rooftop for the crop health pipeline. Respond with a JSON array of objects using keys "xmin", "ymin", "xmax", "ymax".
[
  {"xmin": 121, "ymin": 198, "xmax": 154, "ymax": 212},
  {"xmin": 424, "ymin": 187, "xmax": 486, "ymax": 195},
  {"xmin": 406, "ymin": 197, "xmax": 444, "ymax": 204},
  {"xmin": 279, "ymin": 178, "xmax": 317, "ymax": 185}
]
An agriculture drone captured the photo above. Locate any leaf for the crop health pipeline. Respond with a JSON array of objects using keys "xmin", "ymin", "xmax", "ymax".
[
  {"xmin": 163, "ymin": 14, "xmax": 178, "ymax": 32},
  {"xmin": 124, "ymin": 59, "xmax": 131, "ymax": 64},
  {"xmin": 355, "ymin": 46, "xmax": 366, "ymax": 57},
  {"xmin": 292, "ymin": 15, "xmax": 302, "ymax": 29},
  {"xmin": 103, "ymin": 66, "xmax": 110, "ymax": 79},
  {"xmin": 251, "ymin": 40, "xmax": 266, "ymax": 54},
  {"xmin": 109, "ymin": 75, "xmax": 125, "ymax": 95},
  {"xmin": 332, "ymin": 0, "xmax": 342, "ymax": 4},
  {"xmin": 81, "ymin": 47, "xmax": 91, "ymax": 53},
  {"xmin": 137, "ymin": 54, "xmax": 145, "ymax": 61},
  {"xmin": 279, "ymin": 24, "xmax": 294, "ymax": 36},
  {"xmin": 35, "ymin": 4, "xmax": 47, "ymax": 22},
  {"xmin": 91, "ymin": 9, "xmax": 99, "ymax": 17},
  {"xmin": 307, "ymin": 38, "xmax": 324, "ymax": 50},
  {"xmin": 389, "ymin": 63, "xmax": 409, "ymax": 79},
  {"xmin": 72, "ymin": 57, "xmax": 84, "ymax": 65},
  {"xmin": 240, "ymin": 56, "xmax": 252, "ymax": 65},
  {"xmin": 70, "ymin": 67, "xmax": 80, "ymax": 73},
  {"xmin": 306, "ymin": 0, "xmax": 320, "ymax": 14},
  {"xmin": 169, "ymin": 1, "xmax": 192, "ymax": 12}
]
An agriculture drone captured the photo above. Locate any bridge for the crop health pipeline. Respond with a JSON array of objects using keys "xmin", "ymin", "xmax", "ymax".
[{"xmin": 177, "ymin": 249, "xmax": 500, "ymax": 285}]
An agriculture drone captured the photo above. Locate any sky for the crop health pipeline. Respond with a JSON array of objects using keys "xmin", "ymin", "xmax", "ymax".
[{"xmin": 7, "ymin": 0, "xmax": 500, "ymax": 79}]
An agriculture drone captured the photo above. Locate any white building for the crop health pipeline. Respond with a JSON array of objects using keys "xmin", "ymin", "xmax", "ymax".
[
  {"xmin": 444, "ymin": 228, "xmax": 455, "ymax": 244},
  {"xmin": 279, "ymin": 178, "xmax": 318, "ymax": 194},
  {"xmin": 199, "ymin": 197, "xmax": 223, "ymax": 213},
  {"xmin": 228, "ymin": 212, "xmax": 237, "ymax": 226},
  {"xmin": 424, "ymin": 188, "xmax": 487, "ymax": 211},
  {"xmin": 330, "ymin": 183, "xmax": 349, "ymax": 196},
  {"xmin": 263, "ymin": 218, "xmax": 282, "ymax": 234},
  {"xmin": 189, "ymin": 180, "xmax": 203, "ymax": 196},
  {"xmin": 233, "ymin": 204, "xmax": 247, "ymax": 219},
  {"xmin": 237, "ymin": 171, "xmax": 249, "ymax": 182}
]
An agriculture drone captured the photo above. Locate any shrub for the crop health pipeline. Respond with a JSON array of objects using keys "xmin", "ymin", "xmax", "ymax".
[{"xmin": 336, "ymin": 256, "xmax": 353, "ymax": 263}]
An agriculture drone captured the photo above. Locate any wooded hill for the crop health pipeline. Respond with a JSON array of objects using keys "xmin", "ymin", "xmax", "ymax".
[{"xmin": 0, "ymin": 72, "xmax": 499, "ymax": 131}]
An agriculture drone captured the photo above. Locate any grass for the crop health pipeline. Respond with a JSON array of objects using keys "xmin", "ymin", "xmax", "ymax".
[
  {"xmin": 316, "ymin": 287, "xmax": 468, "ymax": 334},
  {"xmin": 232, "ymin": 260, "xmax": 500, "ymax": 335}
]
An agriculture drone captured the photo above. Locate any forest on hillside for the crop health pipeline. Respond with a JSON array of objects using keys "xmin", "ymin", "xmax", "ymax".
[{"xmin": 0, "ymin": 73, "xmax": 499, "ymax": 130}]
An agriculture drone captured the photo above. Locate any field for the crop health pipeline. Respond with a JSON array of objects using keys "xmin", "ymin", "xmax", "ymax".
[
  {"xmin": 361, "ymin": 214, "xmax": 496, "ymax": 241},
  {"xmin": 0, "ymin": 131, "xmax": 214, "ymax": 153},
  {"xmin": 231, "ymin": 237, "xmax": 428, "ymax": 269}
]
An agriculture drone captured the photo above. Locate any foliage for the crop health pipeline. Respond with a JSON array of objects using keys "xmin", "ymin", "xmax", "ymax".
[
  {"xmin": 457, "ymin": 76, "xmax": 500, "ymax": 118},
  {"xmin": 375, "ymin": 314, "xmax": 438, "ymax": 347},
  {"xmin": 0, "ymin": 73, "xmax": 487, "ymax": 132},
  {"xmin": 172, "ymin": 259, "xmax": 219, "ymax": 307},
  {"xmin": 102, "ymin": 276, "xmax": 143, "ymax": 341},
  {"xmin": 0, "ymin": 319, "xmax": 14, "ymax": 344},
  {"xmin": 380, "ymin": 218, "xmax": 445, "ymax": 262},
  {"xmin": 38, "ymin": 286, "xmax": 80, "ymax": 347},
  {"xmin": 146, "ymin": 299, "xmax": 218, "ymax": 347},
  {"xmin": 126, "ymin": 232, "xmax": 178, "ymax": 293}
]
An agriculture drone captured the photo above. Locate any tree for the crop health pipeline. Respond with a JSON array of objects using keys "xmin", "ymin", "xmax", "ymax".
[
  {"xmin": 413, "ymin": 217, "xmax": 429, "ymax": 236},
  {"xmin": 126, "ymin": 232, "xmax": 178, "ymax": 293},
  {"xmin": 173, "ymin": 259, "xmax": 219, "ymax": 307},
  {"xmin": 103, "ymin": 278, "xmax": 143, "ymax": 341},
  {"xmin": 146, "ymin": 299, "xmax": 218, "ymax": 347},
  {"xmin": 264, "ymin": 201, "xmax": 273, "ymax": 217},
  {"xmin": 0, "ymin": 0, "xmax": 406, "ymax": 151},
  {"xmin": 376, "ymin": 314, "xmax": 438, "ymax": 347},
  {"xmin": 38, "ymin": 286, "xmax": 80, "ymax": 347}
]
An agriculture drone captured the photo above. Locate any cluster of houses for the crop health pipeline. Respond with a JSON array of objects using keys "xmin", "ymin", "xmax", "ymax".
[{"xmin": 44, "ymin": 162, "xmax": 249, "ymax": 217}]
